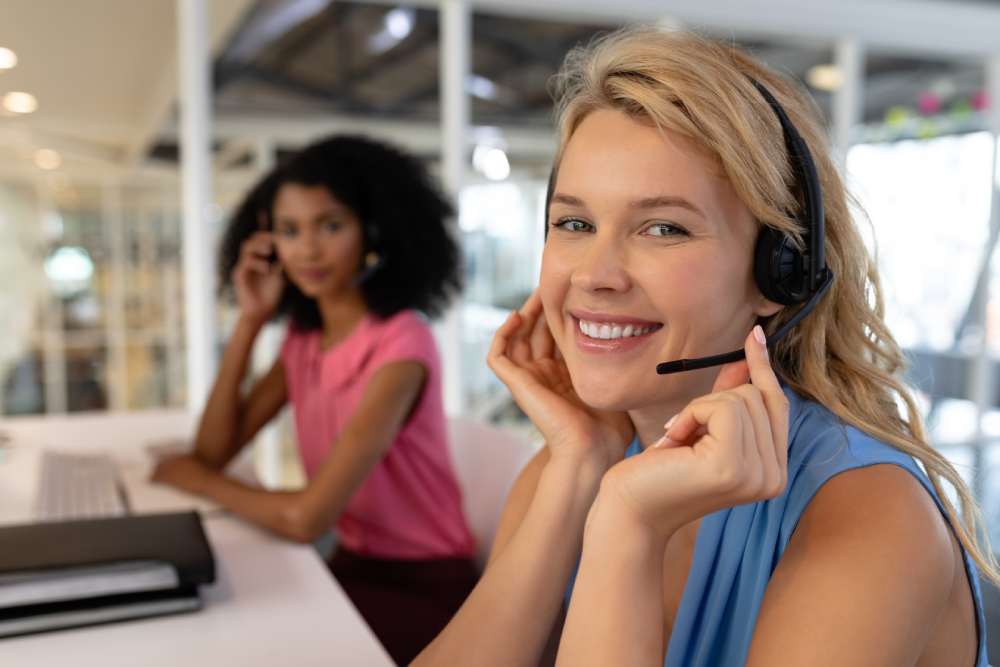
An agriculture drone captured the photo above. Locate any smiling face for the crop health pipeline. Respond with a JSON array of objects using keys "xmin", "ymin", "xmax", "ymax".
[
  {"xmin": 540, "ymin": 109, "xmax": 780, "ymax": 413},
  {"xmin": 272, "ymin": 183, "xmax": 365, "ymax": 302}
]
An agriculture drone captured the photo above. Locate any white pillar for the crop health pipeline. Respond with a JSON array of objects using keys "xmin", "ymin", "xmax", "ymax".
[
  {"xmin": 36, "ymin": 184, "xmax": 67, "ymax": 414},
  {"xmin": 970, "ymin": 55, "xmax": 1000, "ymax": 502},
  {"xmin": 178, "ymin": 0, "xmax": 217, "ymax": 413},
  {"xmin": 438, "ymin": 0, "xmax": 470, "ymax": 416},
  {"xmin": 103, "ymin": 181, "xmax": 128, "ymax": 411},
  {"xmin": 832, "ymin": 38, "xmax": 864, "ymax": 169},
  {"xmin": 162, "ymin": 187, "xmax": 185, "ymax": 407}
]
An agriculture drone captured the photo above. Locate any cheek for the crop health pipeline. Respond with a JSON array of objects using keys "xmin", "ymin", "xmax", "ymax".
[
  {"xmin": 539, "ymin": 250, "xmax": 573, "ymax": 335},
  {"xmin": 324, "ymin": 233, "xmax": 363, "ymax": 264},
  {"xmin": 649, "ymin": 260, "xmax": 755, "ymax": 346},
  {"xmin": 274, "ymin": 240, "xmax": 292, "ymax": 263}
]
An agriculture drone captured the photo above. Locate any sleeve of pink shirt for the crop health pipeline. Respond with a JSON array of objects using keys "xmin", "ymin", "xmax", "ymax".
[
  {"xmin": 279, "ymin": 324, "xmax": 307, "ymax": 403},
  {"xmin": 367, "ymin": 311, "xmax": 439, "ymax": 375}
]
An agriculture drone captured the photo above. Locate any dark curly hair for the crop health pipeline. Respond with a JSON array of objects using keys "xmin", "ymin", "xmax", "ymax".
[{"xmin": 218, "ymin": 135, "xmax": 462, "ymax": 328}]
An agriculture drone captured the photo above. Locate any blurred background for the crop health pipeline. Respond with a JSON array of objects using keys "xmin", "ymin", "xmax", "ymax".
[{"xmin": 2, "ymin": 0, "xmax": 1000, "ymax": 537}]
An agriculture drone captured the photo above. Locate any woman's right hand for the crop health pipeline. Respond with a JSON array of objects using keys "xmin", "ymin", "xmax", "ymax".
[
  {"xmin": 488, "ymin": 291, "xmax": 634, "ymax": 470},
  {"xmin": 232, "ymin": 231, "xmax": 284, "ymax": 325}
]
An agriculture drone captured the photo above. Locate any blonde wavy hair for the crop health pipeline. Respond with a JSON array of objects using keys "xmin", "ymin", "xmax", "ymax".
[{"xmin": 551, "ymin": 26, "xmax": 1000, "ymax": 585}]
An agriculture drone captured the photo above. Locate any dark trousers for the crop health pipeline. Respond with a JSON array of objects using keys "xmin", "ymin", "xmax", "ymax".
[{"xmin": 327, "ymin": 547, "xmax": 479, "ymax": 666}]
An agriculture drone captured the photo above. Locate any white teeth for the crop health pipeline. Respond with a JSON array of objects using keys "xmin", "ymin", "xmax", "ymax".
[{"xmin": 578, "ymin": 319, "xmax": 659, "ymax": 340}]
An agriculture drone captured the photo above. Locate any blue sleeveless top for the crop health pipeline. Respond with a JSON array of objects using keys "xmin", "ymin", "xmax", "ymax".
[{"xmin": 566, "ymin": 386, "xmax": 988, "ymax": 666}]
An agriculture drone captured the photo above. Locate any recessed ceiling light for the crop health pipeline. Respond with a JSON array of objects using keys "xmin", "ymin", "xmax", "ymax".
[
  {"xmin": 3, "ymin": 91, "xmax": 38, "ymax": 114},
  {"xmin": 0, "ymin": 47, "xmax": 16, "ymax": 70},
  {"xmin": 35, "ymin": 149, "xmax": 62, "ymax": 170},
  {"xmin": 473, "ymin": 145, "xmax": 510, "ymax": 181},
  {"xmin": 385, "ymin": 7, "xmax": 414, "ymax": 40},
  {"xmin": 806, "ymin": 64, "xmax": 844, "ymax": 92}
]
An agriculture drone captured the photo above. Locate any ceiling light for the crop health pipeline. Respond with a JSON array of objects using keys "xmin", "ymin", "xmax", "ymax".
[
  {"xmin": 35, "ymin": 149, "xmax": 62, "ymax": 170},
  {"xmin": 3, "ymin": 91, "xmax": 38, "ymax": 114},
  {"xmin": 368, "ymin": 7, "xmax": 415, "ymax": 53},
  {"xmin": 44, "ymin": 246, "xmax": 94, "ymax": 296},
  {"xmin": 0, "ymin": 47, "xmax": 16, "ymax": 70},
  {"xmin": 385, "ymin": 7, "xmax": 415, "ymax": 40},
  {"xmin": 806, "ymin": 64, "xmax": 844, "ymax": 92},
  {"xmin": 467, "ymin": 75, "xmax": 498, "ymax": 101},
  {"xmin": 473, "ymin": 145, "xmax": 510, "ymax": 181}
]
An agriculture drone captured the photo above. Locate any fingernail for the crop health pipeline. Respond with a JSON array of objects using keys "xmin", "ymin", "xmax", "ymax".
[
  {"xmin": 651, "ymin": 434, "xmax": 668, "ymax": 449},
  {"xmin": 664, "ymin": 414, "xmax": 678, "ymax": 431},
  {"xmin": 753, "ymin": 325, "xmax": 766, "ymax": 346}
]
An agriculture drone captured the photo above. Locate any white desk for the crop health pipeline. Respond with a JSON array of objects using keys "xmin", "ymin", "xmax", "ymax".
[{"xmin": 0, "ymin": 411, "xmax": 394, "ymax": 667}]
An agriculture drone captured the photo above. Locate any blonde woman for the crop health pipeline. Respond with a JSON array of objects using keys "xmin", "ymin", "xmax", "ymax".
[{"xmin": 415, "ymin": 28, "xmax": 995, "ymax": 667}]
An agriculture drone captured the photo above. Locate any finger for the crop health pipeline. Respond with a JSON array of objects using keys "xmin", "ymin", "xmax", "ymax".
[
  {"xmin": 247, "ymin": 259, "xmax": 271, "ymax": 275},
  {"xmin": 744, "ymin": 326, "xmax": 789, "ymax": 467},
  {"xmin": 669, "ymin": 396, "xmax": 747, "ymax": 468},
  {"xmin": 240, "ymin": 234, "xmax": 273, "ymax": 261},
  {"xmin": 665, "ymin": 395, "xmax": 740, "ymax": 447},
  {"xmin": 530, "ymin": 302, "xmax": 556, "ymax": 359},
  {"xmin": 731, "ymin": 385, "xmax": 778, "ymax": 492},
  {"xmin": 487, "ymin": 313, "xmax": 547, "ymax": 397},
  {"xmin": 488, "ymin": 311, "xmax": 521, "ymax": 364},
  {"xmin": 711, "ymin": 359, "xmax": 750, "ymax": 394},
  {"xmin": 745, "ymin": 325, "xmax": 781, "ymax": 395},
  {"xmin": 253, "ymin": 234, "xmax": 275, "ymax": 256},
  {"xmin": 510, "ymin": 294, "xmax": 543, "ymax": 366}
]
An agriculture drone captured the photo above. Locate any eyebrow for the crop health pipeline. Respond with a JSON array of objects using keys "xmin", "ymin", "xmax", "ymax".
[
  {"xmin": 550, "ymin": 193, "xmax": 705, "ymax": 219},
  {"xmin": 274, "ymin": 209, "xmax": 346, "ymax": 225}
]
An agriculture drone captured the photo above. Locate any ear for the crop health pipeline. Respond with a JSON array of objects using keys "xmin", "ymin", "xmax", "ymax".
[{"xmin": 753, "ymin": 292, "xmax": 784, "ymax": 319}]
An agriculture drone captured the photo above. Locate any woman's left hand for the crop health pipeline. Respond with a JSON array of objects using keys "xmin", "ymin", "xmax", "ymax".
[
  {"xmin": 151, "ymin": 454, "xmax": 212, "ymax": 495},
  {"xmin": 598, "ymin": 325, "xmax": 789, "ymax": 540}
]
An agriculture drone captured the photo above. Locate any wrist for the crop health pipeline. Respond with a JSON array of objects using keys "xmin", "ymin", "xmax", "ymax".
[
  {"xmin": 590, "ymin": 481, "xmax": 679, "ymax": 546},
  {"xmin": 547, "ymin": 442, "xmax": 615, "ymax": 474},
  {"xmin": 236, "ymin": 312, "xmax": 268, "ymax": 334},
  {"xmin": 545, "ymin": 449, "xmax": 609, "ymax": 491},
  {"xmin": 188, "ymin": 458, "xmax": 216, "ymax": 495},
  {"xmin": 582, "ymin": 491, "xmax": 669, "ymax": 566}
]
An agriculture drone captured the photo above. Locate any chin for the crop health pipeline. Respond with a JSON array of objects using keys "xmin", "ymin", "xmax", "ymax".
[
  {"xmin": 292, "ymin": 283, "xmax": 322, "ymax": 298},
  {"xmin": 569, "ymin": 370, "xmax": 644, "ymax": 412}
]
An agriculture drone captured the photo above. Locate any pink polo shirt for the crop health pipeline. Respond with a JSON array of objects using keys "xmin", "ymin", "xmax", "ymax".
[{"xmin": 280, "ymin": 310, "xmax": 475, "ymax": 560}]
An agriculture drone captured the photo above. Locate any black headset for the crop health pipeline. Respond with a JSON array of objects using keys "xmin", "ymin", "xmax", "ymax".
[{"xmin": 544, "ymin": 78, "xmax": 834, "ymax": 375}]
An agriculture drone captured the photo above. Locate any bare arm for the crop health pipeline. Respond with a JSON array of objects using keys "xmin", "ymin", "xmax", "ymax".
[
  {"xmin": 744, "ymin": 464, "xmax": 958, "ymax": 666},
  {"xmin": 486, "ymin": 446, "xmax": 549, "ymax": 567},
  {"xmin": 194, "ymin": 230, "xmax": 287, "ymax": 470},
  {"xmin": 413, "ymin": 450, "xmax": 605, "ymax": 666},
  {"xmin": 157, "ymin": 360, "xmax": 427, "ymax": 543},
  {"xmin": 192, "ymin": 317, "xmax": 288, "ymax": 470}
]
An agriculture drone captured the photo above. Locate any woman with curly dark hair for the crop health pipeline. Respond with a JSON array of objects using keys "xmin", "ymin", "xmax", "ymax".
[{"xmin": 152, "ymin": 135, "xmax": 476, "ymax": 665}]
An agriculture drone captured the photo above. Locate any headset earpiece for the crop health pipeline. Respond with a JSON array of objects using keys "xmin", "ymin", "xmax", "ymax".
[{"xmin": 754, "ymin": 226, "xmax": 809, "ymax": 306}]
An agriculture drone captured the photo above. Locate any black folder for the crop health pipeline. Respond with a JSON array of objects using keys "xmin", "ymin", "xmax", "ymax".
[{"xmin": 0, "ymin": 511, "xmax": 215, "ymax": 638}]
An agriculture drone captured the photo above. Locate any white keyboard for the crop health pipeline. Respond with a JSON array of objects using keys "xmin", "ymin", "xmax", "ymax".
[{"xmin": 34, "ymin": 451, "xmax": 127, "ymax": 521}]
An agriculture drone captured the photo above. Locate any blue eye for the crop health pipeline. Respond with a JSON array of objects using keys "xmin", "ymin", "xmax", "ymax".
[
  {"xmin": 644, "ymin": 223, "xmax": 689, "ymax": 238},
  {"xmin": 276, "ymin": 227, "xmax": 296, "ymax": 238},
  {"xmin": 551, "ymin": 218, "xmax": 594, "ymax": 233},
  {"xmin": 323, "ymin": 221, "xmax": 342, "ymax": 232}
]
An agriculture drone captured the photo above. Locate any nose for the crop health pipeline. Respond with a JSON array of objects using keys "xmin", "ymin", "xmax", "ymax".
[
  {"xmin": 288, "ymin": 228, "xmax": 322, "ymax": 261},
  {"xmin": 569, "ymin": 232, "xmax": 632, "ymax": 294}
]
